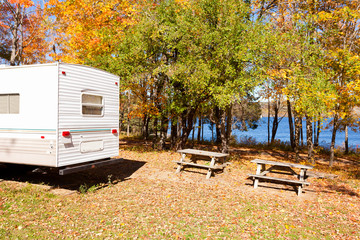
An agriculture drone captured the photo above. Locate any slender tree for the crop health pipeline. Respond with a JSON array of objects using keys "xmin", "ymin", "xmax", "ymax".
[{"xmin": 0, "ymin": 0, "xmax": 49, "ymax": 65}]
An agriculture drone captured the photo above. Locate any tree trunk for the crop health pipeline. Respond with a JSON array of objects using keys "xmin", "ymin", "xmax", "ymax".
[
  {"xmin": 217, "ymin": 105, "xmax": 232, "ymax": 153},
  {"xmin": 191, "ymin": 120, "xmax": 195, "ymax": 142},
  {"xmin": 211, "ymin": 122, "xmax": 214, "ymax": 142},
  {"xmin": 10, "ymin": 7, "xmax": 20, "ymax": 66},
  {"xmin": 306, "ymin": 115, "xmax": 314, "ymax": 163},
  {"xmin": 177, "ymin": 117, "xmax": 182, "ymax": 140},
  {"xmin": 225, "ymin": 105, "xmax": 232, "ymax": 148},
  {"xmin": 314, "ymin": 119, "xmax": 320, "ymax": 147},
  {"xmin": 267, "ymin": 98, "xmax": 270, "ymax": 145},
  {"xmin": 212, "ymin": 107, "xmax": 222, "ymax": 144},
  {"xmin": 176, "ymin": 109, "xmax": 197, "ymax": 150},
  {"xmin": 18, "ymin": 8, "xmax": 24, "ymax": 65},
  {"xmin": 119, "ymin": 93, "xmax": 123, "ymax": 133},
  {"xmin": 201, "ymin": 117, "xmax": 204, "ymax": 141},
  {"xmin": 197, "ymin": 115, "xmax": 202, "ymax": 142},
  {"xmin": 294, "ymin": 114, "xmax": 301, "ymax": 162},
  {"xmin": 316, "ymin": 119, "xmax": 321, "ymax": 146},
  {"xmin": 329, "ymin": 113, "xmax": 339, "ymax": 167},
  {"xmin": 170, "ymin": 119, "xmax": 177, "ymax": 149},
  {"xmin": 145, "ymin": 116, "xmax": 150, "ymax": 139},
  {"xmin": 216, "ymin": 126, "xmax": 221, "ymax": 144},
  {"xmin": 287, "ymin": 100, "xmax": 295, "ymax": 149},
  {"xmin": 271, "ymin": 98, "xmax": 280, "ymax": 144},
  {"xmin": 300, "ymin": 119, "xmax": 303, "ymax": 147},
  {"xmin": 127, "ymin": 91, "xmax": 131, "ymax": 137},
  {"xmin": 142, "ymin": 114, "xmax": 150, "ymax": 140},
  {"xmin": 345, "ymin": 125, "xmax": 349, "ymax": 154},
  {"xmin": 313, "ymin": 121, "xmax": 317, "ymax": 147},
  {"xmin": 218, "ymin": 109, "xmax": 227, "ymax": 153},
  {"xmin": 154, "ymin": 118, "xmax": 158, "ymax": 138},
  {"xmin": 154, "ymin": 116, "xmax": 169, "ymax": 150}
]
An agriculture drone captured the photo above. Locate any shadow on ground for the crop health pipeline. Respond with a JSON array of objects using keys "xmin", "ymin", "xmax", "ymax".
[
  {"xmin": 319, "ymin": 182, "xmax": 360, "ymax": 197},
  {"xmin": 0, "ymin": 159, "xmax": 146, "ymax": 192}
]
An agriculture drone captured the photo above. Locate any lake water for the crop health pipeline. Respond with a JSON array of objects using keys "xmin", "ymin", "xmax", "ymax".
[{"xmin": 191, "ymin": 117, "xmax": 360, "ymax": 150}]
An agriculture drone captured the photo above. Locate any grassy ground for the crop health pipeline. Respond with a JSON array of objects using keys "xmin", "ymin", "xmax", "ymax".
[{"xmin": 0, "ymin": 139, "xmax": 359, "ymax": 239}]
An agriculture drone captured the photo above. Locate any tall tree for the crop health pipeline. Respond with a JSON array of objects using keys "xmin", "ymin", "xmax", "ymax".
[
  {"xmin": 0, "ymin": 0, "xmax": 49, "ymax": 65},
  {"xmin": 316, "ymin": 1, "xmax": 360, "ymax": 166},
  {"xmin": 256, "ymin": 0, "xmax": 336, "ymax": 162},
  {"xmin": 95, "ymin": 0, "xmax": 266, "ymax": 152},
  {"xmin": 169, "ymin": 0, "xmax": 265, "ymax": 152}
]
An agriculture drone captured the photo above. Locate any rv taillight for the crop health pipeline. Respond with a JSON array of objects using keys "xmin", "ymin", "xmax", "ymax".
[
  {"xmin": 112, "ymin": 129, "xmax": 118, "ymax": 134},
  {"xmin": 115, "ymin": 82, "xmax": 118, "ymax": 86},
  {"xmin": 62, "ymin": 71, "xmax": 66, "ymax": 75},
  {"xmin": 41, "ymin": 136, "xmax": 45, "ymax": 139},
  {"xmin": 62, "ymin": 131, "xmax": 70, "ymax": 137}
]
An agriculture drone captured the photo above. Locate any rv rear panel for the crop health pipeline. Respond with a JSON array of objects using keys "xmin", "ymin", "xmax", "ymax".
[{"xmin": 57, "ymin": 64, "xmax": 119, "ymax": 167}]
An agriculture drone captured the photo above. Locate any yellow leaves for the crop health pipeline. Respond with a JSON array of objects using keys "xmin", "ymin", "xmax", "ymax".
[
  {"xmin": 46, "ymin": 0, "xmax": 138, "ymax": 63},
  {"xmin": 129, "ymin": 102, "xmax": 159, "ymax": 119},
  {"xmin": 318, "ymin": 11, "xmax": 332, "ymax": 22},
  {"xmin": 267, "ymin": 68, "xmax": 291, "ymax": 81}
]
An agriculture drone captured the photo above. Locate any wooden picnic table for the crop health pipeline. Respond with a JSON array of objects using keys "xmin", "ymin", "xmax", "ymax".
[
  {"xmin": 248, "ymin": 159, "xmax": 314, "ymax": 196},
  {"xmin": 175, "ymin": 149, "xmax": 229, "ymax": 179}
]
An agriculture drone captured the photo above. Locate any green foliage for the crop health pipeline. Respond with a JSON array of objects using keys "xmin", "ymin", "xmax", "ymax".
[
  {"xmin": 95, "ymin": 0, "xmax": 267, "ymax": 110},
  {"xmin": 91, "ymin": 0, "xmax": 268, "ymax": 149},
  {"xmin": 79, "ymin": 183, "xmax": 98, "ymax": 194}
]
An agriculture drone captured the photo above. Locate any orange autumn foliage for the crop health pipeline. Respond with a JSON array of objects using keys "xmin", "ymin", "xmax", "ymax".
[
  {"xmin": 0, "ymin": 0, "xmax": 50, "ymax": 65},
  {"xmin": 45, "ymin": 0, "xmax": 139, "ymax": 64}
]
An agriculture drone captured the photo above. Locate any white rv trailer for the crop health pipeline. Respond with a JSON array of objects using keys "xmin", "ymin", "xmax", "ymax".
[{"xmin": 0, "ymin": 63, "xmax": 120, "ymax": 173}]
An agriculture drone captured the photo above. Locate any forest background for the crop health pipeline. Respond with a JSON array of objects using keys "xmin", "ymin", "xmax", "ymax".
[{"xmin": 1, "ymin": 0, "xmax": 360, "ymax": 167}]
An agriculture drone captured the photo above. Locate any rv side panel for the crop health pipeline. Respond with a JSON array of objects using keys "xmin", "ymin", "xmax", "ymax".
[
  {"xmin": 57, "ymin": 63, "xmax": 119, "ymax": 167},
  {"xmin": 0, "ymin": 64, "xmax": 58, "ymax": 166}
]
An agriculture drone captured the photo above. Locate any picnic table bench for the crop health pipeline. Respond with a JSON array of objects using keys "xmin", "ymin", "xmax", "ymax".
[
  {"xmin": 249, "ymin": 159, "xmax": 314, "ymax": 196},
  {"xmin": 175, "ymin": 149, "xmax": 229, "ymax": 179}
]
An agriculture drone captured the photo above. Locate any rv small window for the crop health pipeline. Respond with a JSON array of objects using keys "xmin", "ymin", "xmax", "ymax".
[
  {"xmin": 81, "ymin": 94, "xmax": 103, "ymax": 116},
  {"xmin": 0, "ymin": 94, "xmax": 20, "ymax": 114}
]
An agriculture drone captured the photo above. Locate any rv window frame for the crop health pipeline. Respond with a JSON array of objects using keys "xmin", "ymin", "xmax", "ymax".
[
  {"xmin": 81, "ymin": 93, "xmax": 104, "ymax": 117},
  {"xmin": 0, "ymin": 93, "xmax": 20, "ymax": 114}
]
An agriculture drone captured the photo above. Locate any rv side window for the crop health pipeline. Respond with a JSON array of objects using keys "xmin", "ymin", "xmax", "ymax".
[
  {"xmin": 81, "ymin": 94, "xmax": 103, "ymax": 116},
  {"xmin": 0, "ymin": 94, "xmax": 20, "ymax": 114}
]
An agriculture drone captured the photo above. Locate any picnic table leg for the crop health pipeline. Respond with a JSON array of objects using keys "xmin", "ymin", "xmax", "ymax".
[
  {"xmin": 206, "ymin": 157, "xmax": 216, "ymax": 179},
  {"xmin": 261, "ymin": 164, "xmax": 266, "ymax": 173},
  {"xmin": 299, "ymin": 168, "xmax": 305, "ymax": 181},
  {"xmin": 297, "ymin": 185, "xmax": 303, "ymax": 196},
  {"xmin": 297, "ymin": 168, "xmax": 305, "ymax": 196},
  {"xmin": 176, "ymin": 153, "xmax": 186, "ymax": 173},
  {"xmin": 254, "ymin": 163, "xmax": 262, "ymax": 188}
]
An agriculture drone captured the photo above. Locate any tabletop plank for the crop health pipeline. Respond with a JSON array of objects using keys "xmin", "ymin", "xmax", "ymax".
[
  {"xmin": 251, "ymin": 159, "xmax": 313, "ymax": 169},
  {"xmin": 177, "ymin": 149, "xmax": 229, "ymax": 158}
]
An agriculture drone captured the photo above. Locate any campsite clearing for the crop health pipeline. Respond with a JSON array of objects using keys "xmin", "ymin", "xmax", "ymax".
[{"xmin": 0, "ymin": 139, "xmax": 359, "ymax": 239}]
